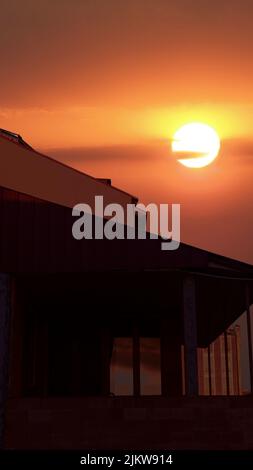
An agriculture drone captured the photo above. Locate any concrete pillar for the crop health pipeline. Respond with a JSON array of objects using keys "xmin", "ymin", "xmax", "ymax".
[
  {"xmin": 207, "ymin": 344, "xmax": 212, "ymax": 395},
  {"xmin": 245, "ymin": 283, "xmax": 253, "ymax": 394},
  {"xmin": 183, "ymin": 275, "xmax": 198, "ymax": 396},
  {"xmin": 100, "ymin": 327, "xmax": 112, "ymax": 395},
  {"xmin": 133, "ymin": 325, "xmax": 140, "ymax": 396},
  {"xmin": 0, "ymin": 273, "xmax": 11, "ymax": 448},
  {"xmin": 224, "ymin": 330, "xmax": 230, "ymax": 396}
]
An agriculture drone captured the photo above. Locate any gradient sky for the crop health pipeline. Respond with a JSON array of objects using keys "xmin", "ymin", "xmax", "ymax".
[{"xmin": 1, "ymin": 0, "xmax": 253, "ymax": 262}]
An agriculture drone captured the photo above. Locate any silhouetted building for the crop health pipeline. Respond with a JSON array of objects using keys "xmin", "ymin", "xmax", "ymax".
[{"xmin": 0, "ymin": 129, "xmax": 253, "ymax": 450}]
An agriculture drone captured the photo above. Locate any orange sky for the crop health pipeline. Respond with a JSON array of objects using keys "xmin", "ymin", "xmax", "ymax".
[{"xmin": 1, "ymin": 0, "xmax": 253, "ymax": 262}]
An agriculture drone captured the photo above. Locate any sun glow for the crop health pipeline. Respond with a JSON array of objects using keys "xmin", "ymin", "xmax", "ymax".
[{"xmin": 172, "ymin": 123, "xmax": 221, "ymax": 168}]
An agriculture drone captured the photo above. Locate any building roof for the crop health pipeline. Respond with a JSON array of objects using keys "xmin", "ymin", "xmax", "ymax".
[
  {"xmin": 0, "ymin": 128, "xmax": 34, "ymax": 150},
  {"xmin": 0, "ymin": 129, "xmax": 138, "ymax": 211}
]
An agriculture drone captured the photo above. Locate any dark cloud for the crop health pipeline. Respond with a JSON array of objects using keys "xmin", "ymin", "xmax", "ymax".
[
  {"xmin": 221, "ymin": 139, "xmax": 253, "ymax": 163},
  {"xmin": 47, "ymin": 137, "xmax": 253, "ymax": 167},
  {"xmin": 48, "ymin": 141, "xmax": 169, "ymax": 163}
]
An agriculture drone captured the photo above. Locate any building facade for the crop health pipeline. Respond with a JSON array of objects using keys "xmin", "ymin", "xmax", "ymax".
[{"xmin": 0, "ymin": 129, "xmax": 253, "ymax": 449}]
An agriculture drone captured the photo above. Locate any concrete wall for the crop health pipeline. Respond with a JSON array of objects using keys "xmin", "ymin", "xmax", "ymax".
[{"xmin": 4, "ymin": 396, "xmax": 253, "ymax": 450}]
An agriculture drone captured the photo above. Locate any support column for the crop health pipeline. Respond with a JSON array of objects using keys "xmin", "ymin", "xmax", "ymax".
[
  {"xmin": 133, "ymin": 325, "xmax": 140, "ymax": 396},
  {"xmin": 8, "ymin": 281, "xmax": 23, "ymax": 397},
  {"xmin": 100, "ymin": 327, "xmax": 112, "ymax": 395},
  {"xmin": 0, "ymin": 273, "xmax": 11, "ymax": 448},
  {"xmin": 245, "ymin": 283, "xmax": 253, "ymax": 394},
  {"xmin": 224, "ymin": 330, "xmax": 230, "ymax": 396},
  {"xmin": 207, "ymin": 345, "xmax": 212, "ymax": 396},
  {"xmin": 183, "ymin": 275, "xmax": 198, "ymax": 396}
]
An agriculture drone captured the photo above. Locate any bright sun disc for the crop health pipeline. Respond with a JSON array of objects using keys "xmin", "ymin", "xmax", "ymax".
[{"xmin": 172, "ymin": 123, "xmax": 220, "ymax": 168}]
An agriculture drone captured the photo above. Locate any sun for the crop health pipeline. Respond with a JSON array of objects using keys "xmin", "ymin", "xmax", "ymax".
[{"xmin": 171, "ymin": 123, "xmax": 221, "ymax": 168}]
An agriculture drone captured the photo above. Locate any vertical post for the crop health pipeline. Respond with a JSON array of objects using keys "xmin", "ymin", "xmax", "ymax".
[
  {"xmin": 234, "ymin": 326, "xmax": 241, "ymax": 395},
  {"xmin": 245, "ymin": 283, "xmax": 253, "ymax": 394},
  {"xmin": 183, "ymin": 275, "xmax": 198, "ymax": 396},
  {"xmin": 0, "ymin": 273, "xmax": 11, "ymax": 448},
  {"xmin": 133, "ymin": 325, "xmax": 140, "ymax": 396},
  {"xmin": 207, "ymin": 345, "xmax": 212, "ymax": 396},
  {"xmin": 160, "ymin": 319, "xmax": 170, "ymax": 396},
  {"xmin": 42, "ymin": 319, "xmax": 49, "ymax": 397},
  {"xmin": 224, "ymin": 330, "xmax": 230, "ymax": 396},
  {"xmin": 100, "ymin": 327, "xmax": 111, "ymax": 395},
  {"xmin": 8, "ymin": 280, "xmax": 23, "ymax": 398},
  {"xmin": 214, "ymin": 337, "xmax": 222, "ymax": 394}
]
